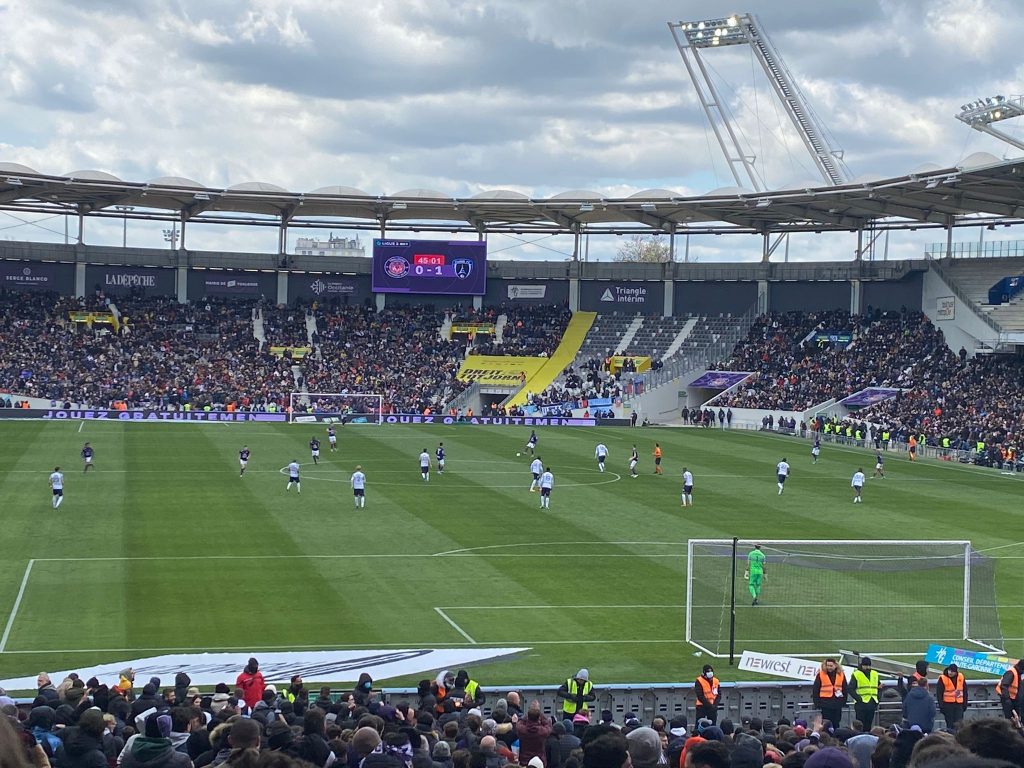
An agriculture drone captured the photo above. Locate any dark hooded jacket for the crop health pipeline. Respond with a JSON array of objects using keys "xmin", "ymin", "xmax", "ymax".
[
  {"xmin": 120, "ymin": 736, "xmax": 194, "ymax": 768},
  {"xmin": 353, "ymin": 673, "xmax": 374, "ymax": 708},
  {"xmin": 173, "ymin": 673, "xmax": 191, "ymax": 706},
  {"xmin": 53, "ymin": 726, "xmax": 108, "ymax": 768}
]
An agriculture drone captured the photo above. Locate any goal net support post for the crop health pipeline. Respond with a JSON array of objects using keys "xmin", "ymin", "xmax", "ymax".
[
  {"xmin": 685, "ymin": 539, "xmax": 1004, "ymax": 660},
  {"xmin": 288, "ymin": 392, "xmax": 384, "ymax": 425}
]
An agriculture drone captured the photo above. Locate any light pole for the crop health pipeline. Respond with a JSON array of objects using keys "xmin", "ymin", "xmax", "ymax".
[
  {"xmin": 114, "ymin": 205, "xmax": 134, "ymax": 247},
  {"xmin": 162, "ymin": 224, "xmax": 178, "ymax": 250},
  {"xmin": 956, "ymin": 95, "xmax": 1024, "ymax": 151}
]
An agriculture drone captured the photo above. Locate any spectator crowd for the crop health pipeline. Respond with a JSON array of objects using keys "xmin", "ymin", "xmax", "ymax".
[{"xmin": 4, "ymin": 657, "xmax": 1024, "ymax": 768}]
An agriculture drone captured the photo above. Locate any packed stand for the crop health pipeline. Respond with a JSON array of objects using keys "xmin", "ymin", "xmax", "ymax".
[
  {"xmin": 0, "ymin": 290, "xmax": 297, "ymax": 411},
  {"xmin": 303, "ymin": 304, "xmax": 468, "ymax": 414},
  {"xmin": 470, "ymin": 305, "xmax": 572, "ymax": 358},
  {"xmin": 525, "ymin": 357, "xmax": 622, "ymax": 416},
  {"xmin": 6, "ymin": 657, "xmax": 1024, "ymax": 768},
  {"xmin": 262, "ymin": 306, "xmax": 312, "ymax": 349}
]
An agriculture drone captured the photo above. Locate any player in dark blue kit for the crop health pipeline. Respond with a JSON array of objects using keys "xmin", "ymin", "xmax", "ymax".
[
  {"xmin": 81, "ymin": 442, "xmax": 95, "ymax": 474},
  {"xmin": 327, "ymin": 425, "xmax": 338, "ymax": 452},
  {"xmin": 310, "ymin": 437, "xmax": 321, "ymax": 465},
  {"xmin": 436, "ymin": 442, "xmax": 445, "ymax": 474},
  {"xmin": 239, "ymin": 446, "xmax": 251, "ymax": 477},
  {"xmin": 525, "ymin": 430, "xmax": 538, "ymax": 456},
  {"xmin": 872, "ymin": 452, "xmax": 885, "ymax": 478}
]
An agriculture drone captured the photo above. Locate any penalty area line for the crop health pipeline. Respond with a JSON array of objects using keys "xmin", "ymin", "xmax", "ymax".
[
  {"xmin": 0, "ymin": 560, "xmax": 35, "ymax": 653},
  {"xmin": 433, "ymin": 608, "xmax": 476, "ymax": 644}
]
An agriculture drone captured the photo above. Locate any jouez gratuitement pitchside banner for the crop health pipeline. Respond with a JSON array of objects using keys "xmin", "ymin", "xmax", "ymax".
[{"xmin": 3, "ymin": 410, "xmax": 597, "ymax": 427}]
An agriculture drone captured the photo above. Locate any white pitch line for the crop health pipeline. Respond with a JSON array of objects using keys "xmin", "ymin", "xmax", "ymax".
[
  {"xmin": 77, "ymin": 421, "xmax": 84, "ymax": 433},
  {"xmin": 437, "ymin": 604, "xmax": 1014, "ymax": 610},
  {"xmin": 0, "ymin": 560, "xmax": 35, "ymax": 653},
  {"xmin": 433, "ymin": 608, "xmax": 477, "ymax": 644}
]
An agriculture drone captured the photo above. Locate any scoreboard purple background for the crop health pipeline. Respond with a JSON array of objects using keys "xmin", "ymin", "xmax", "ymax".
[{"xmin": 372, "ymin": 239, "xmax": 487, "ymax": 295}]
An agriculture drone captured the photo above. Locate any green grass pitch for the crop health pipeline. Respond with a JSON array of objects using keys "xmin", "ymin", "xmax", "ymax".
[{"xmin": 0, "ymin": 420, "xmax": 1021, "ymax": 690}]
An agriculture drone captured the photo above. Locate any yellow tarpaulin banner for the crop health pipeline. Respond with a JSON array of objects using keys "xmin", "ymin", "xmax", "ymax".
[
  {"xmin": 68, "ymin": 311, "xmax": 119, "ymax": 333},
  {"xmin": 269, "ymin": 346, "xmax": 313, "ymax": 359},
  {"xmin": 457, "ymin": 356, "xmax": 548, "ymax": 386},
  {"xmin": 609, "ymin": 355, "xmax": 651, "ymax": 375},
  {"xmin": 450, "ymin": 322, "xmax": 496, "ymax": 336}
]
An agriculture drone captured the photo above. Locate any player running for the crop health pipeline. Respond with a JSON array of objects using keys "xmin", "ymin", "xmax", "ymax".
[
  {"xmin": 811, "ymin": 437, "xmax": 820, "ymax": 464},
  {"xmin": 419, "ymin": 449, "xmax": 430, "ymax": 482},
  {"xmin": 681, "ymin": 467, "xmax": 694, "ymax": 507},
  {"xmin": 327, "ymin": 425, "xmax": 338, "ymax": 452},
  {"xmin": 776, "ymin": 457, "xmax": 790, "ymax": 495},
  {"xmin": 629, "ymin": 445, "xmax": 639, "ymax": 478},
  {"xmin": 50, "ymin": 466, "xmax": 65, "ymax": 509},
  {"xmin": 653, "ymin": 443, "xmax": 663, "ymax": 475},
  {"xmin": 351, "ymin": 465, "xmax": 366, "ymax": 508},
  {"xmin": 525, "ymin": 430, "xmax": 538, "ymax": 456},
  {"xmin": 286, "ymin": 459, "xmax": 301, "ymax": 493},
  {"xmin": 539, "ymin": 467, "xmax": 554, "ymax": 509},
  {"xmin": 81, "ymin": 442, "xmax": 95, "ymax": 473},
  {"xmin": 529, "ymin": 456, "xmax": 543, "ymax": 492},
  {"xmin": 239, "ymin": 445, "xmax": 251, "ymax": 477},
  {"xmin": 436, "ymin": 443, "xmax": 445, "ymax": 474},
  {"xmin": 872, "ymin": 452, "xmax": 885, "ymax": 478},
  {"xmin": 310, "ymin": 436, "xmax": 321, "ymax": 465},
  {"xmin": 745, "ymin": 544, "xmax": 766, "ymax": 606},
  {"xmin": 852, "ymin": 467, "xmax": 866, "ymax": 503},
  {"xmin": 594, "ymin": 443, "xmax": 608, "ymax": 473}
]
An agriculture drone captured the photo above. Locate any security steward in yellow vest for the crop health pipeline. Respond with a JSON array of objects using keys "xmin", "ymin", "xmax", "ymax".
[
  {"xmin": 996, "ymin": 659, "xmax": 1024, "ymax": 720},
  {"xmin": 695, "ymin": 664, "xmax": 720, "ymax": 724},
  {"xmin": 850, "ymin": 657, "xmax": 880, "ymax": 728},
  {"xmin": 936, "ymin": 664, "xmax": 967, "ymax": 728},
  {"xmin": 557, "ymin": 668, "xmax": 595, "ymax": 719}
]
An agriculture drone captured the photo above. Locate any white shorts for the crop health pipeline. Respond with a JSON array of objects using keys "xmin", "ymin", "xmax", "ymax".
[
  {"xmin": 312, "ymin": 450, "xmax": 320, "ymax": 457},
  {"xmin": 875, "ymin": 463, "xmax": 883, "ymax": 470},
  {"xmin": 84, "ymin": 457, "xmax": 93, "ymax": 464},
  {"xmin": 240, "ymin": 460, "xmax": 248, "ymax": 468},
  {"xmin": 329, "ymin": 437, "xmax": 337, "ymax": 445}
]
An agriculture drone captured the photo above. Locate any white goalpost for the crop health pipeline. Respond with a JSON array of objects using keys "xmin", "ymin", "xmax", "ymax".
[
  {"xmin": 288, "ymin": 392, "xmax": 384, "ymax": 425},
  {"xmin": 685, "ymin": 539, "xmax": 1005, "ymax": 659}
]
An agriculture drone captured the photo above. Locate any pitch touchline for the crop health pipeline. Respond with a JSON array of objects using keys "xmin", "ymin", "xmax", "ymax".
[{"xmin": 0, "ymin": 561, "xmax": 34, "ymax": 654}]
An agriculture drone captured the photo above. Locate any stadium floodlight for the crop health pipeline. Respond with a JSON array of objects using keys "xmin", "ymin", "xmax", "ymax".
[
  {"xmin": 686, "ymin": 539, "xmax": 1004, "ymax": 661},
  {"xmin": 289, "ymin": 392, "xmax": 384, "ymax": 425},
  {"xmin": 956, "ymin": 94, "xmax": 1024, "ymax": 151}
]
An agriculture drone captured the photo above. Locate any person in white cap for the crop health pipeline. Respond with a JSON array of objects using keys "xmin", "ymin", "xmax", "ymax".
[{"xmin": 557, "ymin": 669, "xmax": 595, "ymax": 721}]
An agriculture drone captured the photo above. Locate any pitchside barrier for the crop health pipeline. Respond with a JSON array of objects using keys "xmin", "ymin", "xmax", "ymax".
[{"xmin": 371, "ymin": 681, "xmax": 1004, "ymax": 728}]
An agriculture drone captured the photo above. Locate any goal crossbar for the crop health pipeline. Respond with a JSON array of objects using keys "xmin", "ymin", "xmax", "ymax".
[{"xmin": 685, "ymin": 538, "xmax": 1003, "ymax": 659}]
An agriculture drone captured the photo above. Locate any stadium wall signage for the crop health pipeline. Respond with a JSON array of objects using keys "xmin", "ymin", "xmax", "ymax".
[
  {"xmin": 0, "ymin": 648, "xmax": 529, "ymax": 691},
  {"xmin": 738, "ymin": 651, "xmax": 820, "ymax": 681},
  {"xmin": 3, "ymin": 409, "xmax": 289, "ymax": 422},
  {"xmin": 578, "ymin": 280, "xmax": 664, "ymax": 314},
  {"xmin": 85, "ymin": 265, "xmax": 176, "ymax": 296},
  {"xmin": 0, "ymin": 260, "xmax": 73, "ymax": 292},
  {"xmin": 925, "ymin": 643, "xmax": 1016, "ymax": 676}
]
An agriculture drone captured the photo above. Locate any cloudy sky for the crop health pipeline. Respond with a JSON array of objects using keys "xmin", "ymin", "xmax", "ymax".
[{"xmin": 1, "ymin": 0, "xmax": 1023, "ymax": 261}]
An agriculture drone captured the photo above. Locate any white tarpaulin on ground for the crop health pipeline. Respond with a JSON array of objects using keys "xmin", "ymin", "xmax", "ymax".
[{"xmin": 0, "ymin": 648, "xmax": 528, "ymax": 691}]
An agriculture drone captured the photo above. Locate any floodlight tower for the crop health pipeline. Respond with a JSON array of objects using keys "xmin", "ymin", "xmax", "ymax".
[
  {"xmin": 668, "ymin": 13, "xmax": 852, "ymax": 190},
  {"xmin": 956, "ymin": 95, "xmax": 1024, "ymax": 152}
]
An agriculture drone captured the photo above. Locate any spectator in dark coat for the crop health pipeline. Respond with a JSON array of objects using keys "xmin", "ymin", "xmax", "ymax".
[
  {"xmin": 37, "ymin": 673, "xmax": 60, "ymax": 705},
  {"xmin": 903, "ymin": 677, "xmax": 937, "ymax": 733},
  {"xmin": 53, "ymin": 709, "xmax": 108, "ymax": 768}
]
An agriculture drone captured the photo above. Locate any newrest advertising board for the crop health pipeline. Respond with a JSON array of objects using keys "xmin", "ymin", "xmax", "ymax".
[
  {"xmin": 288, "ymin": 273, "xmax": 372, "ymax": 303},
  {"xmin": 187, "ymin": 269, "xmax": 277, "ymax": 299},
  {"xmin": 0, "ymin": 261, "xmax": 74, "ymax": 293},
  {"xmin": 578, "ymin": 280, "xmax": 664, "ymax": 314},
  {"xmin": 85, "ymin": 265, "xmax": 176, "ymax": 296}
]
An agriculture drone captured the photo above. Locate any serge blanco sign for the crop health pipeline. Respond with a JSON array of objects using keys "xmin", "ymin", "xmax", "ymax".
[{"xmin": 0, "ymin": 648, "xmax": 528, "ymax": 690}]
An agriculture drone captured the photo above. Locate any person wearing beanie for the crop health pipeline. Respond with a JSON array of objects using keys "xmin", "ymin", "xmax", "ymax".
[
  {"xmin": 130, "ymin": 682, "xmax": 163, "ymax": 720},
  {"xmin": 172, "ymin": 672, "xmax": 192, "ymax": 706},
  {"xmin": 556, "ymin": 669, "xmax": 595, "ymax": 721},
  {"xmin": 804, "ymin": 746, "xmax": 853, "ymax": 768},
  {"xmin": 898, "ymin": 660, "xmax": 930, "ymax": 700},
  {"xmin": 432, "ymin": 739, "xmax": 453, "ymax": 768},
  {"xmin": 53, "ymin": 708, "xmax": 108, "ymax": 768},
  {"xmin": 625, "ymin": 726, "xmax": 662, "ymax": 768},
  {"xmin": 235, "ymin": 657, "xmax": 266, "ymax": 710},
  {"xmin": 812, "ymin": 659, "xmax": 848, "ymax": 729},
  {"xmin": 694, "ymin": 665, "xmax": 720, "ymax": 725},
  {"xmin": 936, "ymin": 663, "xmax": 967, "ymax": 728},
  {"xmin": 353, "ymin": 725, "xmax": 383, "ymax": 757},
  {"xmin": 850, "ymin": 657, "xmax": 880, "ymax": 729}
]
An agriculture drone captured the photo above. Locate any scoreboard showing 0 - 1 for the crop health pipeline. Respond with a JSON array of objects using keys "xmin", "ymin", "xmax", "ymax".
[{"xmin": 372, "ymin": 239, "xmax": 487, "ymax": 296}]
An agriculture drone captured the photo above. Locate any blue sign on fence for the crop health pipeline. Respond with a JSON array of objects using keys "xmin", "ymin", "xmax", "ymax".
[{"xmin": 925, "ymin": 644, "xmax": 1016, "ymax": 676}]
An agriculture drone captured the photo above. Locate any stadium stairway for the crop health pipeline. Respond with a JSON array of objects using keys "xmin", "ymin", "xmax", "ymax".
[
  {"xmin": 942, "ymin": 256, "xmax": 1024, "ymax": 331},
  {"xmin": 613, "ymin": 316, "xmax": 645, "ymax": 354},
  {"xmin": 660, "ymin": 317, "xmax": 699, "ymax": 360},
  {"xmin": 505, "ymin": 311, "xmax": 596, "ymax": 407},
  {"xmin": 494, "ymin": 313, "xmax": 508, "ymax": 343},
  {"xmin": 304, "ymin": 312, "xmax": 318, "ymax": 345},
  {"xmin": 253, "ymin": 309, "xmax": 266, "ymax": 348}
]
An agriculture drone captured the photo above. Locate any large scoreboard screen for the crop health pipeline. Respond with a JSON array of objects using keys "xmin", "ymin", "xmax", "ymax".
[{"xmin": 372, "ymin": 239, "xmax": 487, "ymax": 295}]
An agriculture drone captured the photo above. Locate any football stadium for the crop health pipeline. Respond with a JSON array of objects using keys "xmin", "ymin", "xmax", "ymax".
[{"xmin": 2, "ymin": 3, "xmax": 1024, "ymax": 766}]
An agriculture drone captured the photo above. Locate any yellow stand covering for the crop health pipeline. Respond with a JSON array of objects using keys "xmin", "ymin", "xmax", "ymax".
[{"xmin": 505, "ymin": 311, "xmax": 596, "ymax": 407}]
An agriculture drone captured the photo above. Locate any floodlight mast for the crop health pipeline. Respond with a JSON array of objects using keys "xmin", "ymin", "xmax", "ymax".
[
  {"xmin": 956, "ymin": 95, "xmax": 1024, "ymax": 152},
  {"xmin": 668, "ymin": 13, "xmax": 852, "ymax": 189}
]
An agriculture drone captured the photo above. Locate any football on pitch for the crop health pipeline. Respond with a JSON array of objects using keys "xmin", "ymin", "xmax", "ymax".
[{"xmin": 516, "ymin": 452, "xmax": 521, "ymax": 457}]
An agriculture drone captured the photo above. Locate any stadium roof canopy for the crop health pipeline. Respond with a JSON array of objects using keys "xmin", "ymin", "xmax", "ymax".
[{"xmin": 2, "ymin": 153, "xmax": 1024, "ymax": 236}]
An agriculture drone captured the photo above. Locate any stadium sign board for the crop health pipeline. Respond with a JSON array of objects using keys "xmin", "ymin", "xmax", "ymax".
[
  {"xmin": 738, "ymin": 651, "xmax": 820, "ymax": 681},
  {"xmin": 0, "ymin": 648, "xmax": 528, "ymax": 691},
  {"xmin": 925, "ymin": 643, "xmax": 1016, "ymax": 676},
  {"xmin": 936, "ymin": 296, "xmax": 955, "ymax": 321},
  {"xmin": 507, "ymin": 284, "xmax": 547, "ymax": 300}
]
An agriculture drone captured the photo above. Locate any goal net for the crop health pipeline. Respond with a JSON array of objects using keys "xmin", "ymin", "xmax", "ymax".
[
  {"xmin": 686, "ymin": 539, "xmax": 1004, "ymax": 658},
  {"xmin": 288, "ymin": 392, "xmax": 384, "ymax": 425}
]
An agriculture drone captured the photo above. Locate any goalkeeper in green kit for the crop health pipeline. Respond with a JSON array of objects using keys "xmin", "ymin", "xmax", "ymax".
[{"xmin": 745, "ymin": 544, "xmax": 766, "ymax": 606}]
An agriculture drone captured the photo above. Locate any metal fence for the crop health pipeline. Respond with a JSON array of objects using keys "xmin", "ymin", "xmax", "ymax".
[{"xmin": 926, "ymin": 240, "xmax": 1024, "ymax": 259}]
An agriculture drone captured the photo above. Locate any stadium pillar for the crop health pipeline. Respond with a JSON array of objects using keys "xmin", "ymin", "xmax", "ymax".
[
  {"xmin": 761, "ymin": 231, "xmax": 769, "ymax": 263},
  {"xmin": 176, "ymin": 266, "xmax": 188, "ymax": 304},
  {"xmin": 850, "ymin": 279, "xmax": 862, "ymax": 315},
  {"xmin": 757, "ymin": 280, "xmax": 769, "ymax": 314},
  {"xmin": 376, "ymin": 293, "xmax": 385, "ymax": 312},
  {"xmin": 569, "ymin": 278, "xmax": 579, "ymax": 311},
  {"xmin": 473, "ymin": 295, "xmax": 482, "ymax": 310},
  {"xmin": 277, "ymin": 271, "xmax": 287, "ymax": 305},
  {"xmin": 74, "ymin": 263, "xmax": 85, "ymax": 298},
  {"xmin": 663, "ymin": 279, "xmax": 673, "ymax": 316}
]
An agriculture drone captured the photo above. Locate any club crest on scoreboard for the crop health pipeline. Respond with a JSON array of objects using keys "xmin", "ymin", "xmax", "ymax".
[
  {"xmin": 384, "ymin": 256, "xmax": 410, "ymax": 278},
  {"xmin": 453, "ymin": 258, "xmax": 473, "ymax": 279}
]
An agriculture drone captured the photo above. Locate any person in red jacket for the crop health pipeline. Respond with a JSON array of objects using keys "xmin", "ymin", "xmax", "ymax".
[
  {"xmin": 516, "ymin": 700, "xmax": 552, "ymax": 766},
  {"xmin": 235, "ymin": 657, "xmax": 266, "ymax": 710}
]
